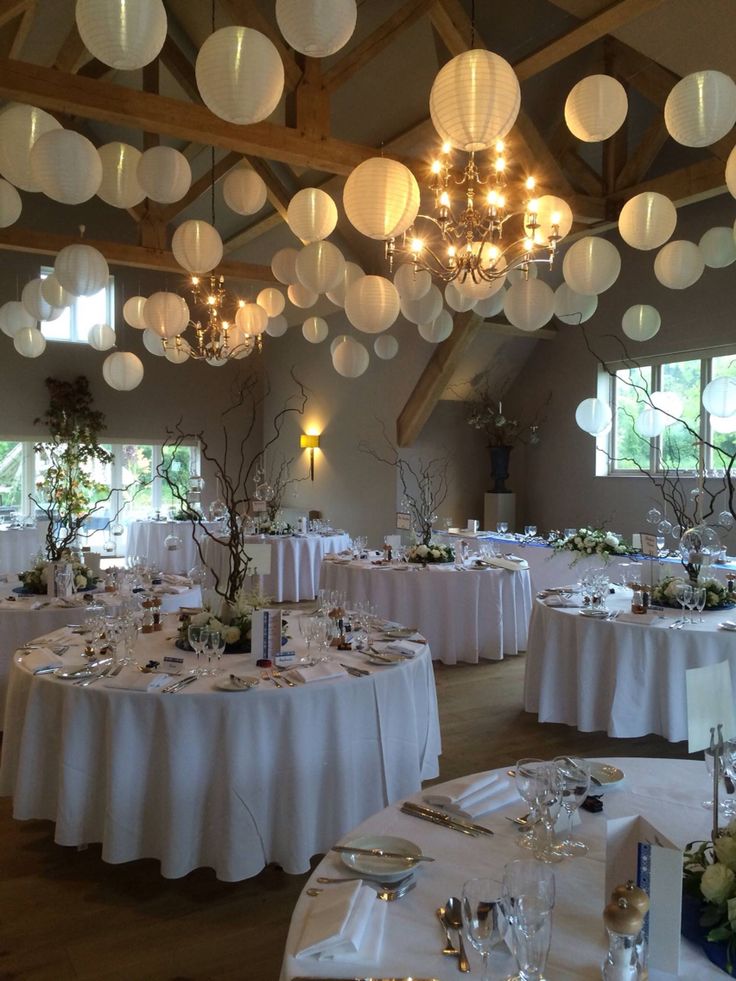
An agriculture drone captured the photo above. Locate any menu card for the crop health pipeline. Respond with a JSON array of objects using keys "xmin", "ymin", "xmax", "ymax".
[{"xmin": 251, "ymin": 609, "xmax": 282, "ymax": 660}]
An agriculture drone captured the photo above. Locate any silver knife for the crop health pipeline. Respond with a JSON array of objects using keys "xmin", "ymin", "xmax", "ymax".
[
  {"xmin": 402, "ymin": 800, "xmax": 494, "ymax": 836},
  {"xmin": 162, "ymin": 675, "xmax": 197, "ymax": 694},
  {"xmin": 340, "ymin": 663, "xmax": 370, "ymax": 677},
  {"xmin": 400, "ymin": 803, "xmax": 479, "ymax": 837},
  {"xmin": 331, "ymin": 844, "xmax": 434, "ymax": 862}
]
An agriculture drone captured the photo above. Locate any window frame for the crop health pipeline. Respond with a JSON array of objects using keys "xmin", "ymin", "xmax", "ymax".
[{"xmin": 39, "ymin": 265, "xmax": 115, "ymax": 344}]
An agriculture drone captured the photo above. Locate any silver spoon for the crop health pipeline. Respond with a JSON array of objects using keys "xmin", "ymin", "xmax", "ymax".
[{"xmin": 445, "ymin": 896, "xmax": 470, "ymax": 973}]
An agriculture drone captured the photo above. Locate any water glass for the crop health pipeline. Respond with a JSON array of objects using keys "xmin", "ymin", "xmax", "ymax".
[
  {"xmin": 553, "ymin": 756, "xmax": 590, "ymax": 856},
  {"xmin": 203, "ymin": 628, "xmax": 226, "ymax": 674},
  {"xmin": 502, "ymin": 859, "xmax": 555, "ymax": 981},
  {"xmin": 187, "ymin": 624, "xmax": 208, "ymax": 676},
  {"xmin": 497, "ymin": 522, "xmax": 509, "ymax": 535},
  {"xmin": 694, "ymin": 586, "xmax": 707, "ymax": 622},
  {"xmin": 524, "ymin": 525, "xmax": 537, "ymax": 538},
  {"xmin": 461, "ymin": 877, "xmax": 506, "ymax": 981},
  {"xmin": 675, "ymin": 582, "xmax": 693, "ymax": 621}
]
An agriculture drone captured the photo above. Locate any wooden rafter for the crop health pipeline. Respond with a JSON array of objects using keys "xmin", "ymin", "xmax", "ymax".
[
  {"xmin": 52, "ymin": 23, "xmax": 91, "ymax": 74},
  {"xmin": 609, "ymin": 152, "xmax": 734, "ymax": 207},
  {"xmin": 614, "ymin": 114, "xmax": 668, "ymax": 190},
  {"xmin": 242, "ymin": 157, "xmax": 291, "ymax": 220},
  {"xmin": 0, "ymin": 0, "xmax": 30, "ymax": 29},
  {"xmin": 159, "ymin": 35, "xmax": 200, "ymax": 102},
  {"xmin": 157, "ymin": 151, "xmax": 242, "ymax": 224},
  {"xmin": 8, "ymin": 0, "xmax": 33, "ymax": 59}
]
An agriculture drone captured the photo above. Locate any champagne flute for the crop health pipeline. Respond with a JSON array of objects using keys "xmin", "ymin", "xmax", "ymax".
[
  {"xmin": 694, "ymin": 586, "xmax": 707, "ymax": 623},
  {"xmin": 501, "ymin": 859, "xmax": 556, "ymax": 981},
  {"xmin": 514, "ymin": 758, "xmax": 546, "ymax": 851},
  {"xmin": 553, "ymin": 756, "xmax": 590, "ymax": 856},
  {"xmin": 461, "ymin": 878, "xmax": 505, "ymax": 981}
]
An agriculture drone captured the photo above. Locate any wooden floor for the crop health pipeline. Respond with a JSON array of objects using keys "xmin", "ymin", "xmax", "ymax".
[{"xmin": 0, "ymin": 654, "xmax": 696, "ymax": 981}]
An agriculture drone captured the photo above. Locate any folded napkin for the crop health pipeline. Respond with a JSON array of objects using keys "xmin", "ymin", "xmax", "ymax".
[
  {"xmin": 22, "ymin": 648, "xmax": 62, "ymax": 673},
  {"xmin": 103, "ymin": 670, "xmax": 172, "ymax": 691},
  {"xmin": 544, "ymin": 596, "xmax": 583, "ymax": 608},
  {"xmin": 486, "ymin": 556, "xmax": 529, "ymax": 571},
  {"xmin": 424, "ymin": 772, "xmax": 519, "ymax": 819},
  {"xmin": 385, "ymin": 640, "xmax": 423, "ymax": 657},
  {"xmin": 295, "ymin": 881, "xmax": 386, "ymax": 961},
  {"xmin": 291, "ymin": 662, "xmax": 348, "ymax": 683},
  {"xmin": 161, "ymin": 574, "xmax": 193, "ymax": 587}
]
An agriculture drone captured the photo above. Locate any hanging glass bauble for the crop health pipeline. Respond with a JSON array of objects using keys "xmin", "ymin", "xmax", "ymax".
[
  {"xmin": 164, "ymin": 532, "xmax": 182, "ymax": 551},
  {"xmin": 254, "ymin": 481, "xmax": 273, "ymax": 502},
  {"xmin": 719, "ymin": 510, "xmax": 735, "ymax": 530},
  {"xmin": 679, "ymin": 524, "xmax": 720, "ymax": 577},
  {"xmin": 657, "ymin": 519, "xmax": 673, "ymax": 536},
  {"xmin": 646, "ymin": 507, "xmax": 662, "ymax": 524}
]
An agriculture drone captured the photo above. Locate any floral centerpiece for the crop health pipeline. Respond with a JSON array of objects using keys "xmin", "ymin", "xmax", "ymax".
[
  {"xmin": 682, "ymin": 822, "xmax": 736, "ymax": 973},
  {"xmin": 652, "ymin": 575, "xmax": 733, "ymax": 609},
  {"xmin": 406, "ymin": 542, "xmax": 455, "ymax": 565},
  {"xmin": 18, "ymin": 552, "xmax": 96, "ymax": 594},
  {"xmin": 256, "ymin": 517, "xmax": 294, "ymax": 536},
  {"xmin": 549, "ymin": 527, "xmax": 637, "ymax": 564},
  {"xmin": 177, "ymin": 589, "xmax": 269, "ymax": 653}
]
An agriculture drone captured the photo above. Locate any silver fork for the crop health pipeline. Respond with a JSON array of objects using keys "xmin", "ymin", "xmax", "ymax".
[{"xmin": 271, "ymin": 669, "xmax": 296, "ymax": 687}]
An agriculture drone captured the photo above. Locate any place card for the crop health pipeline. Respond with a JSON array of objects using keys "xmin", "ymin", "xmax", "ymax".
[
  {"xmin": 252, "ymin": 500, "xmax": 267, "ymax": 513},
  {"xmin": 251, "ymin": 609, "xmax": 282, "ymax": 661},
  {"xmin": 396, "ymin": 511, "xmax": 411, "ymax": 530},
  {"xmin": 639, "ymin": 533, "xmax": 658, "ymax": 557},
  {"xmin": 274, "ymin": 649, "xmax": 296, "ymax": 667},
  {"xmin": 686, "ymin": 660, "xmax": 736, "ymax": 753}
]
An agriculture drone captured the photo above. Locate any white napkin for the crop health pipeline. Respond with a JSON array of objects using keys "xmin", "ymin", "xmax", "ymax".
[
  {"xmin": 22, "ymin": 648, "xmax": 62, "ymax": 673},
  {"xmin": 161, "ymin": 574, "xmax": 193, "ymax": 587},
  {"xmin": 486, "ymin": 556, "xmax": 529, "ymax": 571},
  {"xmin": 152, "ymin": 584, "xmax": 190, "ymax": 595},
  {"xmin": 103, "ymin": 670, "xmax": 172, "ymax": 691},
  {"xmin": 544, "ymin": 595, "xmax": 582, "ymax": 608},
  {"xmin": 385, "ymin": 640, "xmax": 423, "ymax": 657},
  {"xmin": 295, "ymin": 881, "xmax": 386, "ymax": 961},
  {"xmin": 291, "ymin": 662, "xmax": 348, "ymax": 683},
  {"xmin": 424, "ymin": 773, "xmax": 519, "ymax": 819}
]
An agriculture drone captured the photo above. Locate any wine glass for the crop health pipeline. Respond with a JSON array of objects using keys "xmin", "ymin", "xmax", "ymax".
[
  {"xmin": 675, "ymin": 582, "xmax": 692, "ymax": 622},
  {"xmin": 187, "ymin": 624, "xmax": 208, "ymax": 676},
  {"xmin": 553, "ymin": 756, "xmax": 590, "ymax": 856},
  {"xmin": 203, "ymin": 628, "xmax": 226, "ymax": 675},
  {"xmin": 514, "ymin": 758, "xmax": 547, "ymax": 851},
  {"xmin": 497, "ymin": 521, "xmax": 509, "ymax": 536},
  {"xmin": 461, "ymin": 877, "xmax": 505, "ymax": 981}
]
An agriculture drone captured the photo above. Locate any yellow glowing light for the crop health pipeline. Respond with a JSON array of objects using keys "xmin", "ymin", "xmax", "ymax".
[
  {"xmin": 494, "ymin": 140, "xmax": 505, "ymax": 154},
  {"xmin": 524, "ymin": 237, "xmax": 534, "ymax": 251},
  {"xmin": 448, "ymin": 245, "xmax": 456, "ymax": 257},
  {"xmin": 439, "ymin": 191, "xmax": 451, "ymax": 207},
  {"xmin": 411, "ymin": 238, "xmax": 424, "ymax": 254},
  {"xmin": 526, "ymin": 176, "xmax": 536, "ymax": 191},
  {"xmin": 191, "ymin": 276, "xmax": 199, "ymax": 285},
  {"xmin": 551, "ymin": 212, "xmax": 561, "ymax": 226},
  {"xmin": 534, "ymin": 231, "xmax": 544, "ymax": 245},
  {"xmin": 238, "ymin": 299, "xmax": 246, "ymax": 307},
  {"xmin": 487, "ymin": 190, "xmax": 498, "ymax": 206},
  {"xmin": 441, "ymin": 142, "xmax": 452, "ymax": 154},
  {"xmin": 528, "ymin": 198, "xmax": 539, "ymax": 215},
  {"xmin": 431, "ymin": 160, "xmax": 441, "ymax": 174},
  {"xmin": 497, "ymin": 194, "xmax": 506, "ymax": 208},
  {"xmin": 207, "ymin": 295, "xmax": 216, "ymax": 305},
  {"xmin": 494, "ymin": 157, "xmax": 505, "ymax": 173},
  {"xmin": 488, "ymin": 245, "xmax": 500, "ymax": 260}
]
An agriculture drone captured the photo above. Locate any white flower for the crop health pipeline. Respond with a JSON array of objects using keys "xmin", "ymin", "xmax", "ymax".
[
  {"xmin": 75, "ymin": 574, "xmax": 86, "ymax": 588},
  {"xmin": 191, "ymin": 611, "xmax": 210, "ymax": 627},
  {"xmin": 431, "ymin": 548, "xmax": 440, "ymax": 558},
  {"xmin": 574, "ymin": 536, "xmax": 582, "ymax": 546},
  {"xmin": 224, "ymin": 626, "xmax": 240, "ymax": 644},
  {"xmin": 417, "ymin": 545, "xmax": 428, "ymax": 557},
  {"xmin": 701, "ymin": 862, "xmax": 736, "ymax": 904},
  {"xmin": 605, "ymin": 532, "xmax": 619, "ymax": 547}
]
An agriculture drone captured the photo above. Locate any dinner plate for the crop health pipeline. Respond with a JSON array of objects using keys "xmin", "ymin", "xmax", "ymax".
[
  {"xmin": 578, "ymin": 609, "xmax": 609, "ymax": 619},
  {"xmin": 53, "ymin": 662, "xmax": 95, "ymax": 679},
  {"xmin": 589, "ymin": 762, "xmax": 625, "ymax": 785},
  {"xmin": 339, "ymin": 834, "xmax": 422, "ymax": 881},
  {"xmin": 366, "ymin": 653, "xmax": 402, "ymax": 665},
  {"xmin": 382, "ymin": 627, "xmax": 417, "ymax": 639},
  {"xmin": 719, "ymin": 621, "xmax": 736, "ymax": 632},
  {"xmin": 214, "ymin": 675, "xmax": 259, "ymax": 692}
]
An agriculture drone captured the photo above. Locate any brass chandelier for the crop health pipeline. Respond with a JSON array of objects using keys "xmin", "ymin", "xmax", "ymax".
[{"xmin": 166, "ymin": 273, "xmax": 258, "ymax": 365}]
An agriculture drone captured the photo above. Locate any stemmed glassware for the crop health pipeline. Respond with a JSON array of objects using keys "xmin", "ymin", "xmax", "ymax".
[
  {"xmin": 675, "ymin": 582, "xmax": 693, "ymax": 622},
  {"xmin": 501, "ymin": 860, "xmax": 556, "ymax": 981},
  {"xmin": 461, "ymin": 877, "xmax": 506, "ymax": 981},
  {"xmin": 497, "ymin": 522, "xmax": 509, "ymax": 536},
  {"xmin": 187, "ymin": 624, "xmax": 208, "ymax": 676},
  {"xmin": 203, "ymin": 628, "xmax": 226, "ymax": 674},
  {"xmin": 553, "ymin": 756, "xmax": 590, "ymax": 856},
  {"xmin": 514, "ymin": 759, "xmax": 564, "ymax": 863}
]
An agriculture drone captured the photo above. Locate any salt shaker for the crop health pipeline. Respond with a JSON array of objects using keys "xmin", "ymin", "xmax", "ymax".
[{"xmin": 602, "ymin": 896, "xmax": 646, "ymax": 980}]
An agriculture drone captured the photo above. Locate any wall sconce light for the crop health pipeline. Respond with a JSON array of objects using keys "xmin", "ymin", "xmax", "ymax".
[{"xmin": 300, "ymin": 433, "xmax": 320, "ymax": 481}]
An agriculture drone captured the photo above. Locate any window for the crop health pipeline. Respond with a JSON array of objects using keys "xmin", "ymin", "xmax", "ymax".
[
  {"xmin": 0, "ymin": 440, "xmax": 23, "ymax": 515},
  {"xmin": 39, "ymin": 266, "xmax": 114, "ymax": 344}
]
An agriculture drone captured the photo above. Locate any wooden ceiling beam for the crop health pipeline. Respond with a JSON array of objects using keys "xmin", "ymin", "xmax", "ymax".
[
  {"xmin": 53, "ymin": 23, "xmax": 91, "ymax": 74},
  {"xmin": 242, "ymin": 156, "xmax": 291, "ymax": 220},
  {"xmin": 159, "ymin": 35, "xmax": 200, "ymax": 102},
  {"xmin": 614, "ymin": 114, "xmax": 668, "ymax": 190},
  {"xmin": 294, "ymin": 56, "xmax": 329, "ymax": 139},
  {"xmin": 0, "ymin": 0, "xmax": 30, "ymax": 29},
  {"xmin": 609, "ymin": 151, "xmax": 734, "ymax": 207},
  {"xmin": 8, "ymin": 0, "xmax": 33, "ymax": 59},
  {"xmin": 157, "ymin": 151, "xmax": 242, "ymax": 224},
  {"xmin": 224, "ymin": 211, "xmax": 283, "ymax": 254}
]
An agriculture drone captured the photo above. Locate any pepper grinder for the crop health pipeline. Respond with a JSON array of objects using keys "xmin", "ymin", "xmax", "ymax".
[
  {"xmin": 602, "ymin": 895, "xmax": 647, "ymax": 981},
  {"xmin": 611, "ymin": 880, "xmax": 650, "ymax": 971}
]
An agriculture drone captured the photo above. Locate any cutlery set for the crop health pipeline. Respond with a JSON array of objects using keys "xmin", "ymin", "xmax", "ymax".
[
  {"xmin": 400, "ymin": 800, "xmax": 493, "ymax": 837},
  {"xmin": 74, "ymin": 662, "xmax": 124, "ymax": 686},
  {"xmin": 161, "ymin": 675, "xmax": 197, "ymax": 694}
]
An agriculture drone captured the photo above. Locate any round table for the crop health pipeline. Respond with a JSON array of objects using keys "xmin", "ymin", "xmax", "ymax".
[
  {"xmin": 0, "ymin": 524, "xmax": 46, "ymax": 575},
  {"xmin": 524, "ymin": 591, "xmax": 736, "ymax": 740},
  {"xmin": 280, "ymin": 757, "xmax": 718, "ymax": 981},
  {"xmin": 125, "ymin": 519, "xmax": 221, "ymax": 575},
  {"xmin": 0, "ymin": 613, "xmax": 440, "ymax": 881},
  {"xmin": 320, "ymin": 558, "xmax": 532, "ymax": 664}
]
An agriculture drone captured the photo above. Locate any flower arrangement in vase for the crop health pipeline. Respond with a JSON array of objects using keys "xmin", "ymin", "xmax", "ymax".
[{"xmin": 549, "ymin": 527, "xmax": 637, "ymax": 564}]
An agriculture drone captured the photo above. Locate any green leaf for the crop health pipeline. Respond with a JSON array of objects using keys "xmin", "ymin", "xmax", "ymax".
[{"xmin": 707, "ymin": 925, "xmax": 733, "ymax": 942}]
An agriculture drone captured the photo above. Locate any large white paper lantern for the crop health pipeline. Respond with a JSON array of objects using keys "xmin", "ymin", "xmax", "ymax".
[
  {"xmin": 257, "ymin": 287, "xmax": 285, "ymax": 318},
  {"xmin": 97, "ymin": 142, "xmax": 144, "ymax": 208},
  {"xmin": 553, "ymin": 282, "xmax": 597, "ymax": 325},
  {"xmin": 137, "ymin": 146, "xmax": 191, "ymax": 204},
  {"xmin": 429, "ymin": 49, "xmax": 520, "ymax": 151},
  {"xmin": 236, "ymin": 302, "xmax": 268, "ymax": 336},
  {"xmin": 227, "ymin": 326, "xmax": 255, "ymax": 360},
  {"xmin": 41, "ymin": 275, "xmax": 73, "ymax": 309},
  {"xmin": 55, "ymin": 244, "xmax": 109, "ymax": 296},
  {"xmin": 326, "ymin": 262, "xmax": 363, "ymax": 307},
  {"xmin": 30, "ymin": 130, "xmax": 102, "ymax": 204},
  {"xmin": 123, "ymin": 295, "xmax": 148, "ymax": 329},
  {"xmin": 618, "ymin": 192, "xmax": 677, "ymax": 251},
  {"xmin": 562, "ymin": 237, "xmax": 621, "ymax": 295},
  {"xmin": 295, "ymin": 241, "xmax": 346, "ymax": 294},
  {"xmin": 88, "ymin": 322, "xmax": 116, "ymax": 350},
  {"xmin": 345, "ymin": 275, "xmax": 400, "ymax": 333},
  {"xmin": 534, "ymin": 195, "xmax": 574, "ymax": 241},
  {"xmin": 223, "ymin": 163, "xmax": 268, "ymax": 215},
  {"xmin": 0, "ymin": 103, "xmax": 61, "ymax": 192},
  {"xmin": 374, "ymin": 335, "xmax": 398, "ymax": 360},
  {"xmin": 575, "ymin": 397, "xmax": 612, "ymax": 435},
  {"xmin": 727, "ymin": 145, "xmax": 736, "ymax": 199},
  {"xmin": 0, "ymin": 179, "xmax": 21, "ymax": 226},
  {"xmin": 507, "ymin": 264, "xmax": 537, "ymax": 286},
  {"xmin": 564, "ymin": 75, "xmax": 628, "ymax": 142},
  {"xmin": 287, "ymin": 188, "xmax": 337, "ymax": 243},
  {"xmin": 103, "ymin": 351, "xmax": 144, "ymax": 390},
  {"xmin": 456, "ymin": 271, "xmax": 505, "ymax": 303},
  {"xmin": 172, "ymin": 220, "xmax": 223, "ymax": 274},
  {"xmin": 504, "ymin": 279, "xmax": 555, "ymax": 332},
  {"xmin": 142, "ymin": 329, "xmax": 165, "ymax": 356},
  {"xmin": 343, "ymin": 158, "xmax": 420, "ymax": 240},
  {"xmin": 144, "ymin": 291, "xmax": 189, "ymax": 338},
  {"xmin": 164, "ymin": 338, "xmax": 191, "ymax": 365},
  {"xmin": 76, "ymin": 0, "xmax": 167, "ymax": 70},
  {"xmin": 393, "ymin": 264, "xmax": 431, "ymax": 301},
  {"xmin": 0, "ymin": 301, "xmax": 34, "ymax": 337},
  {"xmin": 400, "ymin": 284, "xmax": 442, "ymax": 325},
  {"xmin": 196, "ymin": 27, "xmax": 284, "ymax": 125},
  {"xmin": 445, "ymin": 282, "xmax": 475, "ymax": 312},
  {"xmin": 275, "ymin": 0, "xmax": 357, "ymax": 57},
  {"xmin": 650, "ymin": 390, "xmax": 684, "ymax": 420},
  {"xmin": 266, "ymin": 314, "xmax": 288, "ymax": 337},
  {"xmin": 474, "ymin": 291, "xmax": 506, "ymax": 318},
  {"xmin": 332, "ymin": 335, "xmax": 369, "ymax": 377},
  {"xmin": 271, "ymin": 247, "xmax": 299, "ymax": 285},
  {"xmin": 664, "ymin": 70, "xmax": 736, "ymax": 147},
  {"xmin": 287, "ymin": 283, "xmax": 318, "ymax": 309},
  {"xmin": 22, "ymin": 278, "xmax": 64, "ymax": 321},
  {"xmin": 622, "ymin": 304, "xmax": 661, "ymax": 342},
  {"xmin": 699, "ymin": 227, "xmax": 736, "ymax": 268},
  {"xmin": 302, "ymin": 316, "xmax": 328, "ymax": 343},
  {"xmin": 654, "ymin": 240, "xmax": 704, "ymax": 289},
  {"xmin": 710, "ymin": 413, "xmax": 736, "ymax": 434},
  {"xmin": 14, "ymin": 326, "xmax": 46, "ymax": 358},
  {"xmin": 703, "ymin": 377, "xmax": 736, "ymax": 417},
  {"xmin": 418, "ymin": 309, "xmax": 453, "ymax": 343},
  {"xmin": 635, "ymin": 408, "xmax": 667, "ymax": 439}
]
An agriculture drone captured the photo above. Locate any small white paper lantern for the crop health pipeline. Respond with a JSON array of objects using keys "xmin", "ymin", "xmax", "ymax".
[
  {"xmin": 123, "ymin": 295, "xmax": 148, "ymax": 329},
  {"xmin": 400, "ymin": 284, "xmax": 442, "ymax": 324},
  {"xmin": 654, "ymin": 240, "xmax": 704, "ymax": 289},
  {"xmin": 0, "ymin": 103, "xmax": 61, "ymax": 192},
  {"xmin": 227, "ymin": 326, "xmax": 255, "ymax": 359},
  {"xmin": 257, "ymin": 287, "xmax": 285, "ymax": 318},
  {"xmin": 144, "ymin": 291, "xmax": 189, "ymax": 338},
  {"xmin": 287, "ymin": 187, "xmax": 338, "ymax": 243},
  {"xmin": 534, "ymin": 195, "xmax": 574, "ymax": 241},
  {"xmin": 142, "ymin": 329, "xmax": 165, "ymax": 356},
  {"xmin": 0, "ymin": 301, "xmax": 34, "ymax": 337},
  {"xmin": 418, "ymin": 309, "xmax": 453, "ymax": 343},
  {"xmin": 97, "ymin": 141, "xmax": 145, "ymax": 208},
  {"xmin": 710, "ymin": 413, "xmax": 736, "ymax": 434},
  {"xmin": 635, "ymin": 408, "xmax": 668, "ymax": 439},
  {"xmin": 103, "ymin": 351, "xmax": 144, "ymax": 390},
  {"xmin": 374, "ymin": 334, "xmax": 398, "ymax": 360},
  {"xmin": 665, "ymin": 70, "xmax": 736, "ymax": 147},
  {"xmin": 622, "ymin": 304, "xmax": 661, "ymax": 342},
  {"xmin": 650, "ymin": 390, "xmax": 684, "ymax": 420},
  {"xmin": 553, "ymin": 282, "xmax": 597, "ymax": 325},
  {"xmin": 41, "ymin": 275, "xmax": 73, "ymax": 309},
  {"xmin": 564, "ymin": 75, "xmax": 628, "ymax": 142},
  {"xmin": 727, "ymin": 145, "xmax": 736, "ymax": 199},
  {"xmin": 137, "ymin": 146, "xmax": 192, "ymax": 204},
  {"xmin": 266, "ymin": 314, "xmax": 288, "ymax": 337},
  {"xmin": 703, "ymin": 376, "xmax": 736, "ymax": 417},
  {"xmin": 429, "ymin": 49, "xmax": 520, "ymax": 151},
  {"xmin": 30, "ymin": 130, "xmax": 102, "ymax": 204},
  {"xmin": 473, "ymin": 291, "xmax": 506, "ymax": 318},
  {"xmin": 562, "ymin": 237, "xmax": 621, "ymax": 295},
  {"xmin": 271, "ymin": 247, "xmax": 299, "ymax": 285},
  {"xmin": 393, "ymin": 264, "xmax": 431, "ymax": 301},
  {"xmin": 326, "ymin": 262, "xmax": 363, "ymax": 307},
  {"xmin": 302, "ymin": 316, "xmax": 328, "ymax": 343},
  {"xmin": 164, "ymin": 338, "xmax": 191, "ymax": 364},
  {"xmin": 196, "ymin": 26, "xmax": 284, "ymax": 125},
  {"xmin": 295, "ymin": 241, "xmax": 346, "ymax": 294},
  {"xmin": 172, "ymin": 220, "xmax": 223, "ymax": 274},
  {"xmin": 0, "ymin": 179, "xmax": 21, "ymax": 227},
  {"xmin": 88, "ymin": 322, "xmax": 116, "ymax": 350},
  {"xmin": 76, "ymin": 0, "xmax": 167, "ymax": 70},
  {"xmin": 55, "ymin": 244, "xmax": 109, "ymax": 296},
  {"xmin": 13, "ymin": 326, "xmax": 46, "ymax": 358},
  {"xmin": 275, "ymin": 0, "xmax": 357, "ymax": 57},
  {"xmin": 332, "ymin": 334, "xmax": 369, "ymax": 378},
  {"xmin": 223, "ymin": 163, "xmax": 268, "ymax": 215},
  {"xmin": 287, "ymin": 283, "xmax": 318, "ymax": 309},
  {"xmin": 345, "ymin": 275, "xmax": 400, "ymax": 333},
  {"xmin": 22, "ymin": 278, "xmax": 64, "ymax": 322},
  {"xmin": 575, "ymin": 397, "xmax": 612, "ymax": 436},
  {"xmin": 699, "ymin": 227, "xmax": 736, "ymax": 268},
  {"xmin": 504, "ymin": 279, "xmax": 555, "ymax": 332},
  {"xmin": 343, "ymin": 158, "xmax": 420, "ymax": 240},
  {"xmin": 236, "ymin": 302, "xmax": 268, "ymax": 336},
  {"xmin": 445, "ymin": 283, "xmax": 475, "ymax": 312},
  {"xmin": 457, "ymin": 271, "xmax": 505, "ymax": 303},
  {"xmin": 618, "ymin": 192, "xmax": 677, "ymax": 251}
]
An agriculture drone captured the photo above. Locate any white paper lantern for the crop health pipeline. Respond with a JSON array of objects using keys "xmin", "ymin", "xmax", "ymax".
[
  {"xmin": 22, "ymin": 278, "xmax": 64, "ymax": 321},
  {"xmin": 295, "ymin": 241, "xmax": 346, "ymax": 294},
  {"xmin": 55, "ymin": 244, "xmax": 109, "ymax": 297},
  {"xmin": 635, "ymin": 407, "xmax": 667, "ymax": 439},
  {"xmin": 142, "ymin": 329, "xmax": 165, "ymax": 356},
  {"xmin": 654, "ymin": 240, "xmax": 704, "ymax": 289},
  {"xmin": 429, "ymin": 49, "xmax": 520, "ymax": 151},
  {"xmin": 223, "ymin": 164, "xmax": 268, "ymax": 215},
  {"xmin": 172, "ymin": 220, "xmax": 223, "ymax": 274},
  {"xmin": 76, "ymin": 0, "xmax": 167, "ymax": 70},
  {"xmin": 196, "ymin": 27, "xmax": 284, "ymax": 125},
  {"xmin": 88, "ymin": 322, "xmax": 116, "ymax": 350},
  {"xmin": 326, "ymin": 262, "xmax": 363, "ymax": 307},
  {"xmin": 123, "ymin": 295, "xmax": 148, "ymax": 329},
  {"xmin": 564, "ymin": 75, "xmax": 628, "ymax": 142},
  {"xmin": 393, "ymin": 264, "xmax": 431, "ymax": 302},
  {"xmin": 227, "ymin": 326, "xmax": 255, "ymax": 359},
  {"xmin": 103, "ymin": 351, "xmax": 144, "ymax": 390},
  {"xmin": 345, "ymin": 275, "xmax": 400, "ymax": 334},
  {"xmin": 266, "ymin": 314, "xmax": 288, "ymax": 337},
  {"xmin": 553, "ymin": 282, "xmax": 597, "ymax": 325},
  {"xmin": 332, "ymin": 335, "xmax": 369, "ymax": 377},
  {"xmin": 0, "ymin": 301, "xmax": 34, "ymax": 337},
  {"xmin": 13, "ymin": 326, "xmax": 46, "ymax": 358},
  {"xmin": 0, "ymin": 179, "xmax": 21, "ymax": 227},
  {"xmin": 699, "ymin": 227, "xmax": 736, "ymax": 268},
  {"xmin": 236, "ymin": 302, "xmax": 268, "ymax": 336},
  {"xmin": 257, "ymin": 287, "xmax": 285, "ymax": 318},
  {"xmin": 275, "ymin": 0, "xmax": 357, "ymax": 57},
  {"xmin": 727, "ymin": 145, "xmax": 736, "ymax": 199},
  {"xmin": 97, "ymin": 142, "xmax": 144, "ymax": 208},
  {"xmin": 621, "ymin": 304, "xmax": 661, "ymax": 342},
  {"xmin": 445, "ymin": 282, "xmax": 475, "ymax": 312},
  {"xmin": 137, "ymin": 146, "xmax": 191, "ymax": 204},
  {"xmin": 374, "ymin": 335, "xmax": 398, "ymax": 360},
  {"xmin": 41, "ymin": 275, "xmax": 73, "ymax": 309},
  {"xmin": 0, "ymin": 103, "xmax": 61, "ymax": 192},
  {"xmin": 703, "ymin": 376, "xmax": 736, "ymax": 417},
  {"xmin": 665, "ymin": 70, "xmax": 736, "ymax": 147},
  {"xmin": 418, "ymin": 309, "xmax": 453, "ymax": 343},
  {"xmin": 164, "ymin": 338, "xmax": 191, "ymax": 364},
  {"xmin": 287, "ymin": 283, "xmax": 318, "ymax": 309},
  {"xmin": 456, "ymin": 272, "xmax": 505, "ymax": 303},
  {"xmin": 504, "ymin": 279, "xmax": 555, "ymax": 332},
  {"xmin": 618, "ymin": 192, "xmax": 677, "ymax": 251},
  {"xmin": 302, "ymin": 316, "xmax": 328, "ymax": 343},
  {"xmin": 271, "ymin": 247, "xmax": 299, "ymax": 285},
  {"xmin": 473, "ymin": 291, "xmax": 506, "ymax": 318},
  {"xmin": 710, "ymin": 413, "xmax": 736, "ymax": 434},
  {"xmin": 286, "ymin": 187, "xmax": 337, "ymax": 243},
  {"xmin": 533, "ymin": 195, "xmax": 574, "ymax": 242},
  {"xmin": 400, "ymin": 284, "xmax": 442, "ymax": 325},
  {"xmin": 506, "ymin": 265, "xmax": 537, "ymax": 286},
  {"xmin": 650, "ymin": 390, "xmax": 684, "ymax": 420},
  {"xmin": 575, "ymin": 397, "xmax": 612, "ymax": 436},
  {"xmin": 562, "ymin": 237, "xmax": 621, "ymax": 295},
  {"xmin": 30, "ymin": 129, "xmax": 102, "ymax": 204},
  {"xmin": 343, "ymin": 158, "xmax": 420, "ymax": 240},
  {"xmin": 144, "ymin": 291, "xmax": 189, "ymax": 338}
]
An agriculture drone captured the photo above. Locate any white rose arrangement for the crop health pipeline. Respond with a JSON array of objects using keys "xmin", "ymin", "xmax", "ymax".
[
  {"xmin": 19, "ymin": 554, "xmax": 97, "ymax": 594},
  {"xmin": 405, "ymin": 541, "xmax": 454, "ymax": 564},
  {"xmin": 652, "ymin": 575, "xmax": 731, "ymax": 609},
  {"xmin": 683, "ymin": 820, "xmax": 736, "ymax": 970},
  {"xmin": 177, "ymin": 588, "xmax": 270, "ymax": 650},
  {"xmin": 549, "ymin": 527, "xmax": 636, "ymax": 564}
]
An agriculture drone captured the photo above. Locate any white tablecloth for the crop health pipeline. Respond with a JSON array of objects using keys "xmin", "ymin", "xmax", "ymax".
[
  {"xmin": 0, "ymin": 525, "xmax": 46, "ymax": 575},
  {"xmin": 0, "ymin": 613, "xmax": 440, "ymax": 881},
  {"xmin": 280, "ymin": 757, "xmax": 718, "ymax": 981},
  {"xmin": 524, "ymin": 591, "xmax": 736, "ymax": 740},
  {"xmin": 126, "ymin": 520, "xmax": 221, "ymax": 575},
  {"xmin": 320, "ymin": 559, "xmax": 532, "ymax": 664}
]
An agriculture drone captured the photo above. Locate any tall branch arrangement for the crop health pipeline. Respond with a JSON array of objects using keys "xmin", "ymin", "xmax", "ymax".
[
  {"xmin": 256, "ymin": 453, "xmax": 309, "ymax": 524},
  {"xmin": 465, "ymin": 372, "xmax": 548, "ymax": 448}
]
